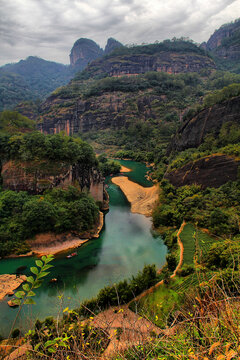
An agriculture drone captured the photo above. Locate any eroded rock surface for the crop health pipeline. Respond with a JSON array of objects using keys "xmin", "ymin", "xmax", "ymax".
[{"xmin": 165, "ymin": 154, "xmax": 239, "ymax": 188}]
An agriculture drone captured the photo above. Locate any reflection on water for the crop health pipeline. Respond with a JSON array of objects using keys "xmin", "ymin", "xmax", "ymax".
[{"xmin": 0, "ymin": 161, "xmax": 167, "ymax": 337}]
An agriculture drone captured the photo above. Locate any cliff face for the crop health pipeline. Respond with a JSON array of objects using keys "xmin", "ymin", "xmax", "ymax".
[
  {"xmin": 204, "ymin": 19, "xmax": 240, "ymax": 61},
  {"xmin": 37, "ymin": 92, "xmax": 168, "ymax": 135},
  {"xmin": 165, "ymin": 154, "xmax": 239, "ymax": 188},
  {"xmin": 69, "ymin": 37, "xmax": 123, "ymax": 70},
  {"xmin": 169, "ymin": 96, "xmax": 240, "ymax": 153},
  {"xmin": 70, "ymin": 38, "xmax": 103, "ymax": 69},
  {"xmin": 1, "ymin": 160, "xmax": 104, "ymax": 202},
  {"xmin": 84, "ymin": 52, "xmax": 215, "ymax": 77}
]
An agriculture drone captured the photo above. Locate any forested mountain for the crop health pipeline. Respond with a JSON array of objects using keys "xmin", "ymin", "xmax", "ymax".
[
  {"xmin": 0, "ymin": 57, "xmax": 74, "ymax": 111},
  {"xmin": 0, "ymin": 38, "xmax": 123, "ymax": 112},
  {"xmin": 29, "ymin": 36, "xmax": 240, "ymax": 162}
]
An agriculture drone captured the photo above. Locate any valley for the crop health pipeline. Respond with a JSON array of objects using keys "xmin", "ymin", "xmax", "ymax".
[{"xmin": 0, "ymin": 16, "xmax": 240, "ymax": 359}]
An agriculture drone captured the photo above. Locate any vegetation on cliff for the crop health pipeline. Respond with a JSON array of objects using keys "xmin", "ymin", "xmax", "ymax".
[
  {"xmin": 0, "ymin": 131, "xmax": 102, "ymax": 256},
  {"xmin": 98, "ymin": 154, "xmax": 121, "ymax": 176},
  {"xmin": 0, "ymin": 110, "xmax": 36, "ymax": 135},
  {"xmin": 0, "ymin": 187, "xmax": 99, "ymax": 256}
]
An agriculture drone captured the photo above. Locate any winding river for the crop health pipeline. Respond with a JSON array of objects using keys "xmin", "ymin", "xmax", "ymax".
[{"xmin": 0, "ymin": 160, "xmax": 167, "ymax": 337}]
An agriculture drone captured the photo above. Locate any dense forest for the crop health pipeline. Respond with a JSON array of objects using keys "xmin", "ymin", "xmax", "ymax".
[{"xmin": 0, "ymin": 111, "xmax": 121, "ymax": 256}]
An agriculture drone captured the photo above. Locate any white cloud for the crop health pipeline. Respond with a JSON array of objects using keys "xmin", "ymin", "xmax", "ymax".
[{"xmin": 0, "ymin": 0, "xmax": 239, "ymax": 65}]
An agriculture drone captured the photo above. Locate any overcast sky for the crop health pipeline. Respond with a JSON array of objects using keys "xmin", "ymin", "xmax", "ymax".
[{"xmin": 0, "ymin": 0, "xmax": 239, "ymax": 66}]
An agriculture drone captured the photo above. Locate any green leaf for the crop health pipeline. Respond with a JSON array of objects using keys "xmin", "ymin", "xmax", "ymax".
[
  {"xmin": 34, "ymin": 343, "xmax": 41, "ymax": 351},
  {"xmin": 15, "ymin": 291, "xmax": 25, "ymax": 299},
  {"xmin": 41, "ymin": 255, "xmax": 47, "ymax": 262},
  {"xmin": 44, "ymin": 340, "xmax": 56, "ymax": 348},
  {"xmin": 36, "ymin": 260, "xmax": 43, "ymax": 268},
  {"xmin": 33, "ymin": 280, "xmax": 43, "ymax": 289},
  {"xmin": 24, "ymin": 298, "xmax": 36, "ymax": 305},
  {"xmin": 12, "ymin": 299, "xmax": 21, "ymax": 306},
  {"xmin": 27, "ymin": 291, "xmax": 36, "ymax": 297},
  {"xmin": 48, "ymin": 347, "xmax": 56, "ymax": 353},
  {"xmin": 45, "ymin": 256, "xmax": 54, "ymax": 264},
  {"xmin": 42, "ymin": 264, "xmax": 53, "ymax": 271},
  {"xmin": 38, "ymin": 271, "xmax": 50, "ymax": 279},
  {"xmin": 27, "ymin": 276, "xmax": 34, "ymax": 284},
  {"xmin": 30, "ymin": 267, "xmax": 39, "ymax": 275},
  {"xmin": 22, "ymin": 284, "xmax": 30, "ymax": 292}
]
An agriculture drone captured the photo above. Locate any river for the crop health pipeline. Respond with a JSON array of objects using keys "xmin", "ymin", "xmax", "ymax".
[{"xmin": 0, "ymin": 160, "xmax": 167, "ymax": 337}]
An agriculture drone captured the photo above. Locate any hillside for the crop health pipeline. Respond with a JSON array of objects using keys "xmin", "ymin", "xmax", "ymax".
[
  {"xmin": 0, "ymin": 38, "xmax": 123, "ymax": 112},
  {"xmin": 0, "ymin": 56, "xmax": 74, "ymax": 111},
  {"xmin": 30, "ymin": 50, "xmax": 240, "ymax": 161},
  {"xmin": 74, "ymin": 39, "xmax": 215, "ymax": 79},
  {"xmin": 202, "ymin": 18, "xmax": 240, "ymax": 73}
]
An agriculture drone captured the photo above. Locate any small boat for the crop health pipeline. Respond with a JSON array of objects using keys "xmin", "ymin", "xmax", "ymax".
[{"xmin": 66, "ymin": 252, "xmax": 77, "ymax": 259}]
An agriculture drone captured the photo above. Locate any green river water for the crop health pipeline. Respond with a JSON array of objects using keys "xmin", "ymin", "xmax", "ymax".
[{"xmin": 0, "ymin": 160, "xmax": 167, "ymax": 337}]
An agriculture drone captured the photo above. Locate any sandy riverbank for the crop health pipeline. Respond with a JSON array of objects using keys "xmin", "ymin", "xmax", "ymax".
[
  {"xmin": 111, "ymin": 176, "xmax": 159, "ymax": 216},
  {"xmin": 27, "ymin": 212, "xmax": 104, "ymax": 256},
  {"xmin": 0, "ymin": 274, "xmax": 27, "ymax": 301},
  {"xmin": 120, "ymin": 165, "xmax": 131, "ymax": 172}
]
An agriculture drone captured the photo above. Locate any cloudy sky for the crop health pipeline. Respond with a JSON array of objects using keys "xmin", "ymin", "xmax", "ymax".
[{"xmin": 0, "ymin": 0, "xmax": 239, "ymax": 66}]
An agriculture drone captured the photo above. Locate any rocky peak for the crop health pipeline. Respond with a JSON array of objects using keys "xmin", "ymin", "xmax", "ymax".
[
  {"xmin": 205, "ymin": 19, "xmax": 240, "ymax": 51},
  {"xmin": 69, "ymin": 38, "xmax": 103, "ymax": 69},
  {"xmin": 104, "ymin": 38, "xmax": 123, "ymax": 55},
  {"xmin": 168, "ymin": 95, "xmax": 240, "ymax": 154},
  {"xmin": 203, "ymin": 18, "xmax": 240, "ymax": 61}
]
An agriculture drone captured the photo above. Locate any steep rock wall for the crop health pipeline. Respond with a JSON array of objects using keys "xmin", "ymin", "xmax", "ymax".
[
  {"xmin": 168, "ymin": 96, "xmax": 240, "ymax": 153},
  {"xmin": 86, "ymin": 52, "xmax": 215, "ymax": 77},
  {"xmin": 204, "ymin": 19, "xmax": 240, "ymax": 61},
  {"xmin": 1, "ymin": 160, "xmax": 104, "ymax": 202},
  {"xmin": 165, "ymin": 154, "xmax": 239, "ymax": 188},
  {"xmin": 70, "ymin": 38, "xmax": 103, "ymax": 69},
  {"xmin": 38, "ymin": 93, "xmax": 166, "ymax": 135}
]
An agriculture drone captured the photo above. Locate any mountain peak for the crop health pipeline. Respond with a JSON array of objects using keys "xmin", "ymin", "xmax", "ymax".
[
  {"xmin": 69, "ymin": 38, "xmax": 103, "ymax": 68},
  {"xmin": 104, "ymin": 38, "xmax": 123, "ymax": 55}
]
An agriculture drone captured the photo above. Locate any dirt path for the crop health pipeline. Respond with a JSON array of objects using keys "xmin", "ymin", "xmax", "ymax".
[
  {"xmin": 129, "ymin": 221, "xmax": 186, "ymax": 304},
  {"xmin": 171, "ymin": 220, "xmax": 186, "ymax": 278}
]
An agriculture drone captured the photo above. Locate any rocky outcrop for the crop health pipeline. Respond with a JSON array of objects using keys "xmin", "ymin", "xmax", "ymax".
[
  {"xmin": 70, "ymin": 38, "xmax": 103, "ymax": 69},
  {"xmin": 1, "ymin": 160, "xmax": 104, "ymax": 202},
  {"xmin": 165, "ymin": 154, "xmax": 239, "ymax": 188},
  {"xmin": 169, "ymin": 96, "xmax": 240, "ymax": 153},
  {"xmin": 203, "ymin": 19, "xmax": 240, "ymax": 61},
  {"xmin": 37, "ymin": 93, "xmax": 167, "ymax": 134},
  {"xmin": 104, "ymin": 38, "xmax": 123, "ymax": 55},
  {"xmin": 84, "ymin": 52, "xmax": 215, "ymax": 78}
]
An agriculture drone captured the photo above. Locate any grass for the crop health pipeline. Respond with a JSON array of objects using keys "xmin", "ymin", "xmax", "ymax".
[
  {"xmin": 179, "ymin": 223, "xmax": 196, "ymax": 265},
  {"xmin": 180, "ymin": 223, "xmax": 220, "ymax": 265},
  {"xmin": 195, "ymin": 229, "xmax": 219, "ymax": 262},
  {"xmin": 135, "ymin": 284, "xmax": 183, "ymax": 328}
]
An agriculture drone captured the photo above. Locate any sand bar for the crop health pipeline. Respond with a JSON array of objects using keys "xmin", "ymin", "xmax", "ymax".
[
  {"xmin": 28, "ymin": 212, "xmax": 104, "ymax": 256},
  {"xmin": 120, "ymin": 165, "xmax": 131, "ymax": 172},
  {"xmin": 111, "ymin": 176, "xmax": 159, "ymax": 216},
  {"xmin": 0, "ymin": 274, "xmax": 27, "ymax": 301}
]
